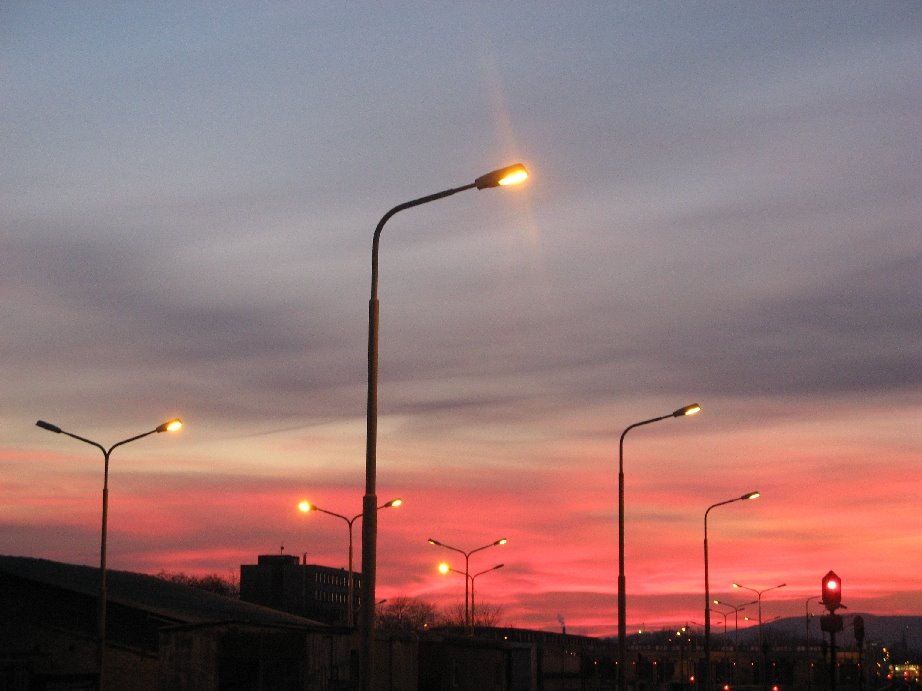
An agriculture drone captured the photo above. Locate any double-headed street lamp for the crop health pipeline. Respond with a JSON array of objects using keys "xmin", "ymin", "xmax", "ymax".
[
  {"xmin": 703, "ymin": 491, "xmax": 759, "ymax": 689},
  {"xmin": 438, "ymin": 562, "xmax": 504, "ymax": 631},
  {"xmin": 298, "ymin": 497, "xmax": 402, "ymax": 627},
  {"xmin": 713, "ymin": 598, "xmax": 755, "ymax": 648},
  {"xmin": 361, "ymin": 162, "xmax": 528, "ymax": 690},
  {"xmin": 732, "ymin": 580, "xmax": 786, "ymax": 688},
  {"xmin": 617, "ymin": 403, "xmax": 700, "ymax": 691},
  {"xmin": 36, "ymin": 417, "xmax": 183, "ymax": 690},
  {"xmin": 429, "ymin": 537, "xmax": 507, "ymax": 632}
]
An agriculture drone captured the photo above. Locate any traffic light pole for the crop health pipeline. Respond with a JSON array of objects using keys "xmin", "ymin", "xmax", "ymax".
[{"xmin": 820, "ymin": 571, "xmax": 844, "ymax": 691}]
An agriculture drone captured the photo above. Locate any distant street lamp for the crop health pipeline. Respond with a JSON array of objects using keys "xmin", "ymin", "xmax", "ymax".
[
  {"xmin": 438, "ymin": 562, "xmax": 504, "ymax": 631},
  {"xmin": 617, "ymin": 403, "xmax": 700, "ymax": 691},
  {"xmin": 732, "ymin": 581, "xmax": 786, "ymax": 688},
  {"xmin": 298, "ymin": 498, "xmax": 401, "ymax": 626},
  {"xmin": 713, "ymin": 598, "xmax": 754, "ymax": 648},
  {"xmin": 805, "ymin": 594, "xmax": 822, "ymax": 689},
  {"xmin": 704, "ymin": 491, "xmax": 759, "ymax": 690},
  {"xmin": 36, "ymin": 417, "xmax": 183, "ymax": 691},
  {"xmin": 429, "ymin": 537, "xmax": 507, "ymax": 632},
  {"xmin": 361, "ymin": 162, "xmax": 528, "ymax": 691}
]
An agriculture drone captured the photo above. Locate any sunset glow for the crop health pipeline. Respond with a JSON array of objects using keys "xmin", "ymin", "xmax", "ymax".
[{"xmin": 2, "ymin": 3, "xmax": 920, "ymax": 640}]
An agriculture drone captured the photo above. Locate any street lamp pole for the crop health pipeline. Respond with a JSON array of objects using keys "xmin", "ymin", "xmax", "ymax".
[
  {"xmin": 36, "ymin": 418, "xmax": 183, "ymax": 691},
  {"xmin": 805, "ymin": 594, "xmax": 821, "ymax": 690},
  {"xmin": 704, "ymin": 491, "xmax": 759, "ymax": 690},
  {"xmin": 429, "ymin": 537, "xmax": 507, "ymax": 632},
  {"xmin": 298, "ymin": 498, "xmax": 401, "ymax": 626},
  {"xmin": 617, "ymin": 403, "xmax": 700, "ymax": 691},
  {"xmin": 732, "ymin": 581, "xmax": 786, "ymax": 688},
  {"xmin": 362, "ymin": 163, "xmax": 527, "ymax": 690},
  {"xmin": 713, "ymin": 599, "xmax": 753, "ymax": 649},
  {"xmin": 440, "ymin": 562, "xmax": 504, "ymax": 632}
]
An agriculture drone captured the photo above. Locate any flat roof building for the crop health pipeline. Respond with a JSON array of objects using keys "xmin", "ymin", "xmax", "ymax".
[{"xmin": 240, "ymin": 554, "xmax": 360, "ymax": 626}]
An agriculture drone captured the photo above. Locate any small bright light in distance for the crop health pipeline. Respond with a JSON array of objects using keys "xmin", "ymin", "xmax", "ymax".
[
  {"xmin": 298, "ymin": 501, "xmax": 312, "ymax": 513},
  {"xmin": 438, "ymin": 562, "xmax": 450, "ymax": 575}
]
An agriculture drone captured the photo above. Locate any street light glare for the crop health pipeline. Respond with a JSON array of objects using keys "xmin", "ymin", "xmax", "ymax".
[
  {"xmin": 744, "ymin": 491, "xmax": 760, "ymax": 500},
  {"xmin": 474, "ymin": 163, "xmax": 529, "ymax": 190},
  {"xmin": 438, "ymin": 562, "xmax": 450, "ymax": 575},
  {"xmin": 161, "ymin": 419, "xmax": 183, "ymax": 432},
  {"xmin": 496, "ymin": 538, "xmax": 508, "ymax": 546},
  {"xmin": 385, "ymin": 498, "xmax": 403, "ymax": 508},
  {"xmin": 298, "ymin": 501, "xmax": 312, "ymax": 513},
  {"xmin": 497, "ymin": 166, "xmax": 528, "ymax": 186},
  {"xmin": 674, "ymin": 403, "xmax": 701, "ymax": 417}
]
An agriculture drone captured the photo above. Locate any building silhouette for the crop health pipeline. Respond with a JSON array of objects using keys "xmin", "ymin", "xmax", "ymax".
[{"xmin": 240, "ymin": 553, "xmax": 360, "ymax": 626}]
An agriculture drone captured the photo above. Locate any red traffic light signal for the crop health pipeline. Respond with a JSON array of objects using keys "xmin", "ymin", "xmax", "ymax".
[{"xmin": 822, "ymin": 570, "xmax": 842, "ymax": 611}]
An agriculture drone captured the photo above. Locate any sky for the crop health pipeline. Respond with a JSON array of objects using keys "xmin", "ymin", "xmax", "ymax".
[{"xmin": 2, "ymin": 2, "xmax": 921, "ymax": 638}]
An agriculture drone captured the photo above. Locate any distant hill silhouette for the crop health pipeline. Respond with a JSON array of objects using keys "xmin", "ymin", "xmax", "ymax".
[{"xmin": 728, "ymin": 614, "xmax": 921, "ymax": 653}]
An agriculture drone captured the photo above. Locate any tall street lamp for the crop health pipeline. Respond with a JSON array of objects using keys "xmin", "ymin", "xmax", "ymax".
[
  {"xmin": 298, "ymin": 497, "xmax": 402, "ymax": 627},
  {"xmin": 439, "ymin": 562, "xmax": 504, "ymax": 632},
  {"xmin": 36, "ymin": 417, "xmax": 183, "ymax": 690},
  {"xmin": 362, "ymin": 162, "xmax": 528, "ymax": 690},
  {"xmin": 617, "ymin": 403, "xmax": 700, "ymax": 691},
  {"xmin": 704, "ymin": 491, "xmax": 759, "ymax": 690},
  {"xmin": 429, "ymin": 537, "xmax": 507, "ymax": 632},
  {"xmin": 732, "ymin": 581, "xmax": 786, "ymax": 687}
]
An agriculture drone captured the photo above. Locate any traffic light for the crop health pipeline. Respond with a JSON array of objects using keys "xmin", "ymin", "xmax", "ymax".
[{"xmin": 822, "ymin": 570, "xmax": 842, "ymax": 611}]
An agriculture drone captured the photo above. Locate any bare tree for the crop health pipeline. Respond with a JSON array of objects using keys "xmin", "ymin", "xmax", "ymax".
[
  {"xmin": 439, "ymin": 601, "xmax": 504, "ymax": 628},
  {"xmin": 155, "ymin": 571, "xmax": 240, "ymax": 598},
  {"xmin": 376, "ymin": 596, "xmax": 440, "ymax": 631},
  {"xmin": 472, "ymin": 602, "xmax": 504, "ymax": 628}
]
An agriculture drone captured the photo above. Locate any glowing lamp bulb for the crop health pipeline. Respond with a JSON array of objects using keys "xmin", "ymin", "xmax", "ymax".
[{"xmin": 498, "ymin": 167, "xmax": 528, "ymax": 186}]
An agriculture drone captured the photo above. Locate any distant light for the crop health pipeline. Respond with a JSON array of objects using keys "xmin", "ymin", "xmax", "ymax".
[
  {"xmin": 438, "ymin": 562, "xmax": 450, "ymax": 575},
  {"xmin": 298, "ymin": 501, "xmax": 312, "ymax": 513}
]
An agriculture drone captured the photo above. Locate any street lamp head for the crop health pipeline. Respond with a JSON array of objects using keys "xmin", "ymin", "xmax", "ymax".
[
  {"xmin": 742, "ymin": 491, "xmax": 760, "ymax": 500},
  {"xmin": 382, "ymin": 498, "xmax": 403, "ymax": 508},
  {"xmin": 156, "ymin": 419, "xmax": 183, "ymax": 433},
  {"xmin": 298, "ymin": 501, "xmax": 314, "ymax": 513},
  {"xmin": 427, "ymin": 538, "xmax": 441, "ymax": 546},
  {"xmin": 36, "ymin": 420, "xmax": 62, "ymax": 434},
  {"xmin": 495, "ymin": 538, "xmax": 508, "ymax": 546},
  {"xmin": 474, "ymin": 163, "xmax": 529, "ymax": 190},
  {"xmin": 438, "ymin": 562, "xmax": 450, "ymax": 575},
  {"xmin": 673, "ymin": 403, "xmax": 701, "ymax": 417}
]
